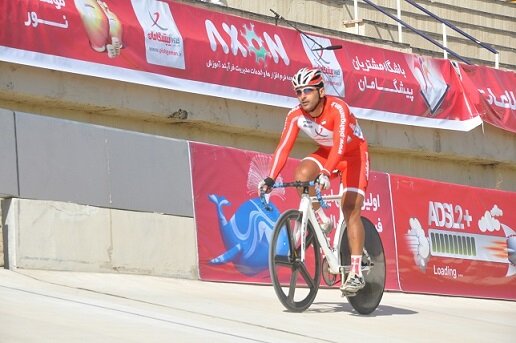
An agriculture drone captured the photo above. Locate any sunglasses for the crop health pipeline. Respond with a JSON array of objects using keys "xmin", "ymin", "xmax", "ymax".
[{"xmin": 296, "ymin": 87, "xmax": 317, "ymax": 96}]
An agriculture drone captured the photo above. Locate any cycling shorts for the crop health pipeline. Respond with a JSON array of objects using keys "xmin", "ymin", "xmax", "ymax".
[{"xmin": 303, "ymin": 146, "xmax": 369, "ymax": 196}]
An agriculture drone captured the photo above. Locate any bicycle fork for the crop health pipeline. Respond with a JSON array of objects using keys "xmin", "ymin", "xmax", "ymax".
[{"xmin": 297, "ymin": 195, "xmax": 310, "ymax": 263}]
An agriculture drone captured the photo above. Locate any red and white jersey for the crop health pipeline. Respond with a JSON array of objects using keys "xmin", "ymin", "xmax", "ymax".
[{"xmin": 269, "ymin": 96, "xmax": 367, "ymax": 180}]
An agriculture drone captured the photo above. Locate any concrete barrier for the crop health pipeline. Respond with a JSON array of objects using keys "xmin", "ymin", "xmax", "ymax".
[{"xmin": 2, "ymin": 198, "xmax": 198, "ymax": 279}]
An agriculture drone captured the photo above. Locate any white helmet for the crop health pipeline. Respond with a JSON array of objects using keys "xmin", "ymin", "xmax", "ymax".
[{"xmin": 292, "ymin": 67, "xmax": 323, "ymax": 89}]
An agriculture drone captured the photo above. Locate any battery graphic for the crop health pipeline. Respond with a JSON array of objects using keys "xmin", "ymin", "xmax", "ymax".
[
  {"xmin": 428, "ymin": 224, "xmax": 516, "ymax": 277},
  {"xmin": 429, "ymin": 229, "xmax": 506, "ymax": 263}
]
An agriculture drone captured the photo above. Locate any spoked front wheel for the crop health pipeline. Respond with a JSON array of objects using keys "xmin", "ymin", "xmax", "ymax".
[
  {"xmin": 340, "ymin": 216, "xmax": 386, "ymax": 315},
  {"xmin": 269, "ymin": 209, "xmax": 321, "ymax": 312}
]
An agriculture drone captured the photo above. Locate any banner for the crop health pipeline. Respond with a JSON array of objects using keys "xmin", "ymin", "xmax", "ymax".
[
  {"xmin": 458, "ymin": 63, "xmax": 516, "ymax": 133},
  {"xmin": 190, "ymin": 142, "xmax": 516, "ymax": 300},
  {"xmin": 3, "ymin": 0, "xmax": 508, "ymax": 132},
  {"xmin": 391, "ymin": 174, "xmax": 516, "ymax": 300},
  {"xmin": 190, "ymin": 142, "xmax": 400, "ymax": 290}
]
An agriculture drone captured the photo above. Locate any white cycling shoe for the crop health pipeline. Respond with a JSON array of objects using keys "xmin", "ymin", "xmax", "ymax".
[{"xmin": 340, "ymin": 273, "xmax": 365, "ymax": 296}]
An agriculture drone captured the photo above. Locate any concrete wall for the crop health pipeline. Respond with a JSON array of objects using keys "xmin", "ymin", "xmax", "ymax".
[
  {"xmin": 0, "ymin": 109, "xmax": 193, "ymax": 216},
  {"xmin": 3, "ymin": 198, "xmax": 198, "ymax": 278},
  {"xmin": 0, "ymin": 205, "xmax": 4, "ymax": 268},
  {"xmin": 0, "ymin": 110, "xmax": 18, "ymax": 198},
  {"xmin": 0, "ymin": 110, "xmax": 197, "ymax": 275}
]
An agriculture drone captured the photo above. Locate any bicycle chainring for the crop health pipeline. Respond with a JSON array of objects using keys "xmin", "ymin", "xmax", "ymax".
[{"xmin": 321, "ymin": 256, "xmax": 338, "ymax": 286}]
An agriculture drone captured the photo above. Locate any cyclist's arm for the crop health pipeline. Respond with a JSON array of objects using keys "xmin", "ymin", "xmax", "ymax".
[
  {"xmin": 268, "ymin": 111, "xmax": 300, "ymax": 180},
  {"xmin": 321, "ymin": 102, "xmax": 349, "ymax": 176}
]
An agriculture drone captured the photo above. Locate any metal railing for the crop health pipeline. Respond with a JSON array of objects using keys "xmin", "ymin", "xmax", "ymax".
[
  {"xmin": 353, "ymin": 0, "xmax": 500, "ymax": 68},
  {"xmin": 403, "ymin": 0, "xmax": 499, "ymax": 68}
]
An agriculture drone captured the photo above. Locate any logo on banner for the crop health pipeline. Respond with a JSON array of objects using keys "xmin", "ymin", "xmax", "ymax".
[
  {"xmin": 406, "ymin": 55, "xmax": 449, "ymax": 115},
  {"xmin": 131, "ymin": 0, "xmax": 185, "ymax": 69},
  {"xmin": 150, "ymin": 12, "xmax": 166, "ymax": 30},
  {"xmin": 300, "ymin": 34, "xmax": 344, "ymax": 97},
  {"xmin": 241, "ymin": 23, "xmax": 269, "ymax": 64},
  {"xmin": 406, "ymin": 203, "xmax": 516, "ymax": 278},
  {"xmin": 205, "ymin": 20, "xmax": 290, "ymax": 66}
]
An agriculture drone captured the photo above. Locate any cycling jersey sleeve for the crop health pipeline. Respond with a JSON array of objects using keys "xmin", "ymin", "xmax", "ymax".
[
  {"xmin": 268, "ymin": 110, "xmax": 300, "ymax": 180},
  {"xmin": 321, "ymin": 102, "xmax": 349, "ymax": 176}
]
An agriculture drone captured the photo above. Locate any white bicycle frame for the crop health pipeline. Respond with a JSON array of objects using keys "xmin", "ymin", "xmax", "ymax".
[{"xmin": 297, "ymin": 190, "xmax": 346, "ymax": 275}]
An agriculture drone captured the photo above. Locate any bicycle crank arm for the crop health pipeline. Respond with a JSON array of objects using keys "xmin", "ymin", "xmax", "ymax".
[{"xmin": 339, "ymin": 264, "xmax": 374, "ymax": 274}]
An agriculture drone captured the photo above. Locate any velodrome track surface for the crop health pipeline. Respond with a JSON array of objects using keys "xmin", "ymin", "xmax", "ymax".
[{"xmin": 0, "ymin": 269, "xmax": 514, "ymax": 342}]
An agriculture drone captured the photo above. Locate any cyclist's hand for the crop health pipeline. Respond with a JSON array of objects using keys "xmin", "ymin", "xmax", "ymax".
[
  {"xmin": 315, "ymin": 173, "xmax": 330, "ymax": 190},
  {"xmin": 258, "ymin": 177, "xmax": 275, "ymax": 194}
]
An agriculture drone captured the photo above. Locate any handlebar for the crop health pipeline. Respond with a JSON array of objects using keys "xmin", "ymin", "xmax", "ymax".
[
  {"xmin": 274, "ymin": 180, "xmax": 315, "ymax": 188},
  {"xmin": 259, "ymin": 180, "xmax": 329, "ymax": 210}
]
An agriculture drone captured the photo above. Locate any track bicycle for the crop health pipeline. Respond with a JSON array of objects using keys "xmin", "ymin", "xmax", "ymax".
[{"xmin": 261, "ymin": 180, "xmax": 385, "ymax": 314}]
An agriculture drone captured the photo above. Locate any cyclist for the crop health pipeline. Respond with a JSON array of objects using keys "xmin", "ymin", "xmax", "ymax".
[{"xmin": 259, "ymin": 67, "xmax": 369, "ymax": 294}]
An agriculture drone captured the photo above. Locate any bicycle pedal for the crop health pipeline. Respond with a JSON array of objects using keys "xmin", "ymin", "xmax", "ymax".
[{"xmin": 341, "ymin": 290, "xmax": 358, "ymax": 297}]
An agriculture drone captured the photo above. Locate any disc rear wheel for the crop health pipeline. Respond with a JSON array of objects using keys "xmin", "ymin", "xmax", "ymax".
[{"xmin": 340, "ymin": 217, "xmax": 385, "ymax": 315}]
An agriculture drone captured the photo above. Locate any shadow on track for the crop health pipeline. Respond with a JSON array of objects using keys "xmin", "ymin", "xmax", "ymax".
[{"xmin": 306, "ymin": 302, "xmax": 418, "ymax": 316}]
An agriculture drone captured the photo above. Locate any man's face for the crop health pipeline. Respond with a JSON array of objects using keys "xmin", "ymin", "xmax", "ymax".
[{"xmin": 296, "ymin": 87, "xmax": 322, "ymax": 113}]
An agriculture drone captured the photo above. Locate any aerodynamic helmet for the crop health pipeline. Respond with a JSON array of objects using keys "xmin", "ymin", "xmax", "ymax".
[{"xmin": 291, "ymin": 67, "xmax": 324, "ymax": 89}]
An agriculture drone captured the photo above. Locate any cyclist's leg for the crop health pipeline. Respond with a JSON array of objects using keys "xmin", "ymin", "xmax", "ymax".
[
  {"xmin": 294, "ymin": 158, "xmax": 320, "ymax": 183},
  {"xmin": 341, "ymin": 190, "xmax": 365, "ymax": 257},
  {"xmin": 340, "ymin": 148, "xmax": 369, "ymax": 252},
  {"xmin": 294, "ymin": 152, "xmax": 323, "ymax": 206},
  {"xmin": 295, "ymin": 152, "xmax": 333, "ymax": 231},
  {"xmin": 339, "ymin": 149, "xmax": 369, "ymax": 292}
]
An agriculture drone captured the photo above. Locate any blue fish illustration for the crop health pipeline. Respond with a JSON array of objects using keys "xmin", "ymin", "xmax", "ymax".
[{"xmin": 208, "ymin": 194, "xmax": 286, "ymax": 276}]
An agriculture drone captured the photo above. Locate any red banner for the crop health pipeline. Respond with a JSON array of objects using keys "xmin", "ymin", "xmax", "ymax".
[
  {"xmin": 190, "ymin": 142, "xmax": 516, "ymax": 299},
  {"xmin": 391, "ymin": 174, "xmax": 516, "ymax": 300},
  {"xmin": 360, "ymin": 171, "xmax": 399, "ymax": 291},
  {"xmin": 3, "ymin": 0, "xmax": 507, "ymax": 131},
  {"xmin": 458, "ymin": 64, "xmax": 516, "ymax": 133},
  {"xmin": 190, "ymin": 142, "xmax": 400, "ymax": 290}
]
